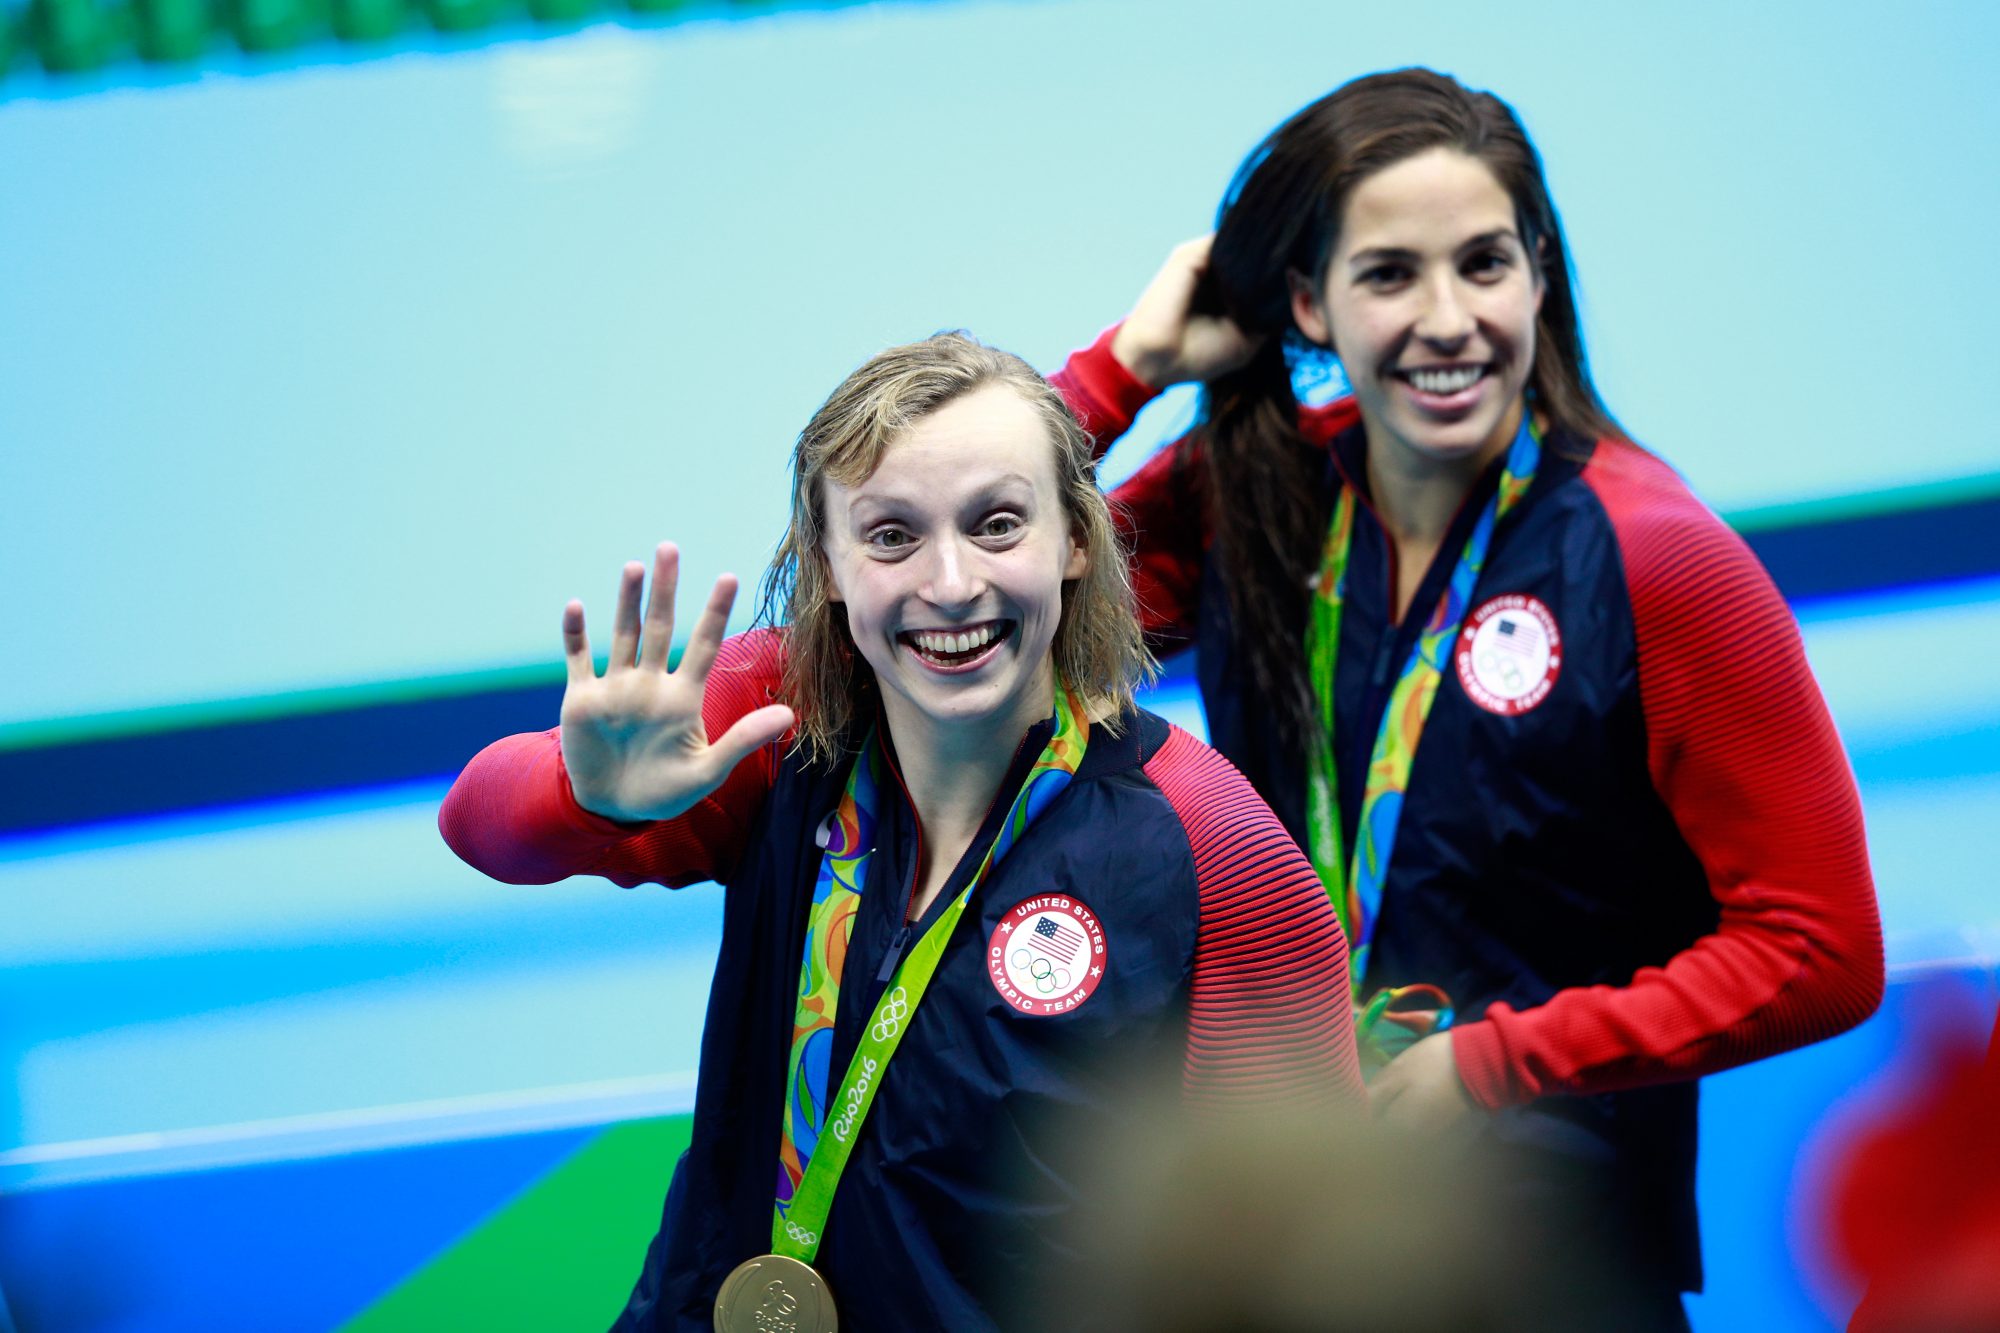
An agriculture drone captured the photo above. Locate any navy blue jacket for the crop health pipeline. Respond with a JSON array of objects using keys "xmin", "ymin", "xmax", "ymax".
[
  {"xmin": 1058, "ymin": 329, "xmax": 1883, "ymax": 1293},
  {"xmin": 439, "ymin": 633, "xmax": 1360, "ymax": 1330}
]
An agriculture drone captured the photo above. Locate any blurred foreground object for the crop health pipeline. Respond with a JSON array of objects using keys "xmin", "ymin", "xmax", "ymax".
[
  {"xmin": 1040, "ymin": 1093, "xmax": 1668, "ymax": 1333},
  {"xmin": 1830, "ymin": 1007, "xmax": 2000, "ymax": 1332}
]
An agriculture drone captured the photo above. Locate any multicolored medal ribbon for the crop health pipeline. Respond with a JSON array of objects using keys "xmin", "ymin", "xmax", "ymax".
[
  {"xmin": 765, "ymin": 678, "xmax": 1088, "ymax": 1260},
  {"xmin": 1305, "ymin": 418, "xmax": 1541, "ymax": 1074}
]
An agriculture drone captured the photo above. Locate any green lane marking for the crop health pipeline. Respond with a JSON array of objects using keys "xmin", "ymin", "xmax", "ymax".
[
  {"xmin": 1725, "ymin": 470, "xmax": 2000, "ymax": 533},
  {"xmin": 0, "ymin": 659, "xmax": 561, "ymax": 753},
  {"xmin": 340, "ymin": 1114, "xmax": 692, "ymax": 1332},
  {"xmin": 0, "ymin": 642, "xmax": 680, "ymax": 754},
  {"xmin": 8, "ymin": 467, "xmax": 1999, "ymax": 757}
]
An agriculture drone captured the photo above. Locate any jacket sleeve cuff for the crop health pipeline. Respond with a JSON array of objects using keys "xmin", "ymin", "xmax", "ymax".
[
  {"xmin": 1056, "ymin": 322, "xmax": 1161, "ymax": 449},
  {"xmin": 553, "ymin": 745, "xmax": 658, "ymax": 839},
  {"xmin": 1450, "ymin": 1017, "xmax": 1522, "ymax": 1111}
]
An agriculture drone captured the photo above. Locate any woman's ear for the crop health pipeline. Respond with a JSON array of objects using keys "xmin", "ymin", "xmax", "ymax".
[
  {"xmin": 1064, "ymin": 523, "xmax": 1089, "ymax": 581},
  {"xmin": 1287, "ymin": 268, "xmax": 1332, "ymax": 349}
]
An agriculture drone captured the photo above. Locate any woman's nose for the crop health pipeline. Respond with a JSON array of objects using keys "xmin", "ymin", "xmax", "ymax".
[
  {"xmin": 921, "ymin": 535, "xmax": 985, "ymax": 608},
  {"xmin": 1414, "ymin": 276, "xmax": 1476, "ymax": 349}
]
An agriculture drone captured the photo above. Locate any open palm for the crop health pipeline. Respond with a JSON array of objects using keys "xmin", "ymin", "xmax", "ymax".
[{"xmin": 559, "ymin": 542, "xmax": 794, "ymax": 823}]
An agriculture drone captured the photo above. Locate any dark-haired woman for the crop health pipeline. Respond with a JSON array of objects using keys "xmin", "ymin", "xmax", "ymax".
[{"xmin": 1053, "ymin": 67, "xmax": 1883, "ymax": 1325}]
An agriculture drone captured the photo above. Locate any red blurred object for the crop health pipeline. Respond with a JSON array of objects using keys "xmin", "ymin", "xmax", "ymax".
[{"xmin": 1831, "ymin": 1007, "xmax": 2000, "ymax": 1332}]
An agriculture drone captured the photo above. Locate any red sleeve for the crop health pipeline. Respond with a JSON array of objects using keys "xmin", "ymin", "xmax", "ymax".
[
  {"xmin": 1451, "ymin": 441, "xmax": 1885, "ymax": 1108},
  {"xmin": 1145, "ymin": 724, "xmax": 1365, "ymax": 1108},
  {"xmin": 1048, "ymin": 323, "xmax": 1160, "ymax": 457},
  {"xmin": 1048, "ymin": 322, "xmax": 1206, "ymax": 644},
  {"xmin": 1108, "ymin": 443, "xmax": 1207, "ymax": 647},
  {"xmin": 437, "ymin": 629, "xmax": 790, "ymax": 889}
]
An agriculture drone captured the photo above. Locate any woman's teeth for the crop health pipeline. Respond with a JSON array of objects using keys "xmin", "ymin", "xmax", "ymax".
[
  {"xmin": 1405, "ymin": 366, "xmax": 1484, "ymax": 394},
  {"xmin": 910, "ymin": 624, "xmax": 1000, "ymax": 659}
]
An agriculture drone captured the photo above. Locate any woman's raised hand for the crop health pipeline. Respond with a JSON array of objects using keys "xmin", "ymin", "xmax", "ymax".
[
  {"xmin": 559, "ymin": 543, "xmax": 795, "ymax": 823},
  {"xmin": 1110, "ymin": 235, "xmax": 1263, "ymax": 388}
]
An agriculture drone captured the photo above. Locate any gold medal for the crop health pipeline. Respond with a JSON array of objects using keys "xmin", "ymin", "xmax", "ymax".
[{"xmin": 713, "ymin": 1253, "xmax": 838, "ymax": 1333}]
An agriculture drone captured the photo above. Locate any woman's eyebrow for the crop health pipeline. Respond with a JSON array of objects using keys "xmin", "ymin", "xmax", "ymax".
[
  {"xmin": 843, "ymin": 472, "xmax": 1036, "ymax": 520},
  {"xmin": 842, "ymin": 488, "xmax": 913, "ymax": 515},
  {"xmin": 1347, "ymin": 244, "xmax": 1419, "ymax": 268},
  {"xmin": 1347, "ymin": 228, "xmax": 1519, "ymax": 268},
  {"xmin": 1455, "ymin": 227, "xmax": 1520, "ymax": 253},
  {"xmin": 968, "ymin": 472, "xmax": 1036, "ymax": 498}
]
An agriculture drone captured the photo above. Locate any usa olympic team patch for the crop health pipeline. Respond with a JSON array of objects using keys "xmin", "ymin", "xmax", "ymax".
[
  {"xmin": 1455, "ymin": 593, "xmax": 1562, "ymax": 716},
  {"xmin": 987, "ymin": 895, "xmax": 1106, "ymax": 1016}
]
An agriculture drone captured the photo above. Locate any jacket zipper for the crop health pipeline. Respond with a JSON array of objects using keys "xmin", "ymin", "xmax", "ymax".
[{"xmin": 873, "ymin": 727, "xmax": 1036, "ymax": 983}]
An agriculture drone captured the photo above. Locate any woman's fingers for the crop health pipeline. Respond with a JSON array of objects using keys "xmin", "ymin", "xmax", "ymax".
[
  {"xmin": 674, "ymin": 572, "xmax": 739, "ymax": 682},
  {"xmin": 1114, "ymin": 234, "xmax": 1222, "ymax": 388},
  {"xmin": 638, "ymin": 542, "xmax": 680, "ymax": 671},
  {"xmin": 561, "ymin": 599, "xmax": 594, "ymax": 686},
  {"xmin": 607, "ymin": 561, "xmax": 647, "ymax": 671},
  {"xmin": 708, "ymin": 704, "xmax": 796, "ymax": 776},
  {"xmin": 1165, "ymin": 234, "xmax": 1214, "ymax": 294}
]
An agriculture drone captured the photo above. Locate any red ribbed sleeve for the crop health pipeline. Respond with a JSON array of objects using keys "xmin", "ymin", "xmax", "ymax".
[
  {"xmin": 1108, "ymin": 445, "xmax": 1207, "ymax": 646},
  {"xmin": 1451, "ymin": 440, "xmax": 1885, "ymax": 1108},
  {"xmin": 1053, "ymin": 324, "xmax": 1205, "ymax": 644},
  {"xmin": 1145, "ymin": 724, "xmax": 1364, "ymax": 1107},
  {"xmin": 438, "ymin": 630, "xmax": 789, "ymax": 889},
  {"xmin": 1049, "ymin": 323, "xmax": 1160, "ymax": 454}
]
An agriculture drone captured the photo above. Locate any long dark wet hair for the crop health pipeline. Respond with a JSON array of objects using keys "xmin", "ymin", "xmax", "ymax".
[{"xmin": 1196, "ymin": 67, "xmax": 1620, "ymax": 741}]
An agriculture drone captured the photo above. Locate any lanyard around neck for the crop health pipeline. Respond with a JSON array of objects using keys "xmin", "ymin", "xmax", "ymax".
[
  {"xmin": 1305, "ymin": 419, "xmax": 1541, "ymax": 1002},
  {"xmin": 770, "ymin": 680, "xmax": 1090, "ymax": 1261}
]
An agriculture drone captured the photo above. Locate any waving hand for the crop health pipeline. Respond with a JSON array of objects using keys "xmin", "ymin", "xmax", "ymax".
[{"xmin": 560, "ymin": 542, "xmax": 794, "ymax": 824}]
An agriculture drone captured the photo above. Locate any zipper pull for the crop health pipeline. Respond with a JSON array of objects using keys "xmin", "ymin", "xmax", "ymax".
[
  {"xmin": 1370, "ymin": 635, "xmax": 1400, "ymax": 687},
  {"xmin": 875, "ymin": 924, "xmax": 913, "ymax": 983}
]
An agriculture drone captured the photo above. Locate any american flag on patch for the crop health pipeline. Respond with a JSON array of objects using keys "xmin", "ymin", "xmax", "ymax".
[
  {"xmin": 1493, "ymin": 616, "xmax": 1544, "ymax": 658},
  {"xmin": 1027, "ymin": 915, "xmax": 1086, "ymax": 964}
]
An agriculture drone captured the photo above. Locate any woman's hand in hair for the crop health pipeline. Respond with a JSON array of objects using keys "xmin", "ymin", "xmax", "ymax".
[
  {"xmin": 558, "ymin": 542, "xmax": 795, "ymax": 824},
  {"xmin": 1110, "ymin": 235, "xmax": 1261, "ymax": 389},
  {"xmin": 1369, "ymin": 1032, "xmax": 1485, "ymax": 1149}
]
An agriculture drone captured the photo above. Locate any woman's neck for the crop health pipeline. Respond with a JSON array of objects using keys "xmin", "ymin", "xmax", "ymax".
[
  {"xmin": 878, "ymin": 668, "xmax": 1056, "ymax": 912},
  {"xmin": 1362, "ymin": 401, "xmax": 1523, "ymax": 550}
]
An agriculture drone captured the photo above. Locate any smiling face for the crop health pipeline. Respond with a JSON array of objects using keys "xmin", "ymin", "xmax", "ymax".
[
  {"xmin": 1291, "ymin": 147, "xmax": 1544, "ymax": 477},
  {"xmin": 820, "ymin": 383, "xmax": 1089, "ymax": 748}
]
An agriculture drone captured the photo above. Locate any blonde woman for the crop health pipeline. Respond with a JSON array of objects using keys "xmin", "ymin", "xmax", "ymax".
[{"xmin": 440, "ymin": 333, "xmax": 1362, "ymax": 1333}]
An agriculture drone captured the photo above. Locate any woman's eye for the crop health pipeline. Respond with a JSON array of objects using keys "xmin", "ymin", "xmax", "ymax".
[
  {"xmin": 980, "ymin": 516, "xmax": 1020, "ymax": 539},
  {"xmin": 1361, "ymin": 264, "xmax": 1410, "ymax": 287},
  {"xmin": 1465, "ymin": 250, "xmax": 1511, "ymax": 279},
  {"xmin": 868, "ymin": 527, "xmax": 912, "ymax": 551}
]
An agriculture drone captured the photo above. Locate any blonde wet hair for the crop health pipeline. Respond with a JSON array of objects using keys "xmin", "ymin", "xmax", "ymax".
[{"xmin": 758, "ymin": 331, "xmax": 1153, "ymax": 766}]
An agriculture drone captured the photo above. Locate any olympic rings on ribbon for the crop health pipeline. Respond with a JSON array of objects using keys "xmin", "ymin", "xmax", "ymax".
[{"xmin": 870, "ymin": 986, "xmax": 910, "ymax": 1043}]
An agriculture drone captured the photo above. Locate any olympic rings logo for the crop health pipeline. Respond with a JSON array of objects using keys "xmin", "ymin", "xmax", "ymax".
[
  {"xmin": 1008, "ymin": 947, "xmax": 1072, "ymax": 995},
  {"xmin": 870, "ymin": 986, "xmax": 910, "ymax": 1042},
  {"xmin": 784, "ymin": 1221, "xmax": 819, "ymax": 1247},
  {"xmin": 1477, "ymin": 649, "xmax": 1528, "ymax": 693}
]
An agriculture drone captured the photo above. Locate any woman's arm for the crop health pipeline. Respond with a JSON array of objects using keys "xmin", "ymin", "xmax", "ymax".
[
  {"xmin": 439, "ymin": 544, "xmax": 793, "ymax": 889},
  {"xmin": 1052, "ymin": 239, "xmax": 1259, "ymax": 648},
  {"xmin": 1049, "ymin": 236, "xmax": 1259, "ymax": 457},
  {"xmin": 1049, "ymin": 323, "xmax": 1162, "ymax": 457},
  {"xmin": 1448, "ymin": 444, "xmax": 1886, "ymax": 1108},
  {"xmin": 1054, "ymin": 329, "xmax": 1203, "ymax": 644}
]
